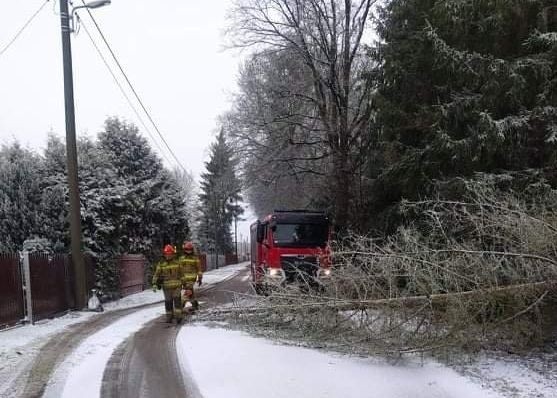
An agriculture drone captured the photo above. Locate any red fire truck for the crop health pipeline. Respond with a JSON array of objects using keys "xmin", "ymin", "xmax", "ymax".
[{"xmin": 250, "ymin": 210, "xmax": 332, "ymax": 293}]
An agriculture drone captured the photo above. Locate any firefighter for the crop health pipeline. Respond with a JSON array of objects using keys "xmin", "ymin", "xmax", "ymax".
[
  {"xmin": 179, "ymin": 241, "xmax": 203, "ymax": 312},
  {"xmin": 152, "ymin": 244, "xmax": 184, "ymax": 323}
]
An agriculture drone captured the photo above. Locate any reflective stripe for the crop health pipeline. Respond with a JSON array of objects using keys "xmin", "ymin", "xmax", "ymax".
[
  {"xmin": 153, "ymin": 261, "xmax": 183, "ymax": 288},
  {"xmin": 179, "ymin": 255, "xmax": 202, "ymax": 282}
]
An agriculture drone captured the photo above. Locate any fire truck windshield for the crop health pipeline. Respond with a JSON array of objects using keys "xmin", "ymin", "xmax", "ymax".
[{"xmin": 272, "ymin": 223, "xmax": 328, "ymax": 248}]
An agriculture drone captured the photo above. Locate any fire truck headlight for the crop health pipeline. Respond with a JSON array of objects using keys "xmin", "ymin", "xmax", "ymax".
[
  {"xmin": 317, "ymin": 268, "xmax": 332, "ymax": 279},
  {"xmin": 266, "ymin": 268, "xmax": 286, "ymax": 281}
]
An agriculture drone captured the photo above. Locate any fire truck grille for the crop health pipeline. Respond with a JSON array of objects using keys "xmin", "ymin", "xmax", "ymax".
[{"xmin": 281, "ymin": 256, "xmax": 318, "ymax": 283}]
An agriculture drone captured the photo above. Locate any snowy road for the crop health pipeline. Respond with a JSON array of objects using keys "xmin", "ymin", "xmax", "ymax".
[
  {"xmin": 2, "ymin": 261, "xmax": 553, "ymax": 398},
  {"xmin": 0, "ymin": 262, "xmax": 249, "ymax": 398},
  {"xmin": 99, "ymin": 269, "xmax": 251, "ymax": 398},
  {"xmin": 4, "ymin": 302, "xmax": 161, "ymax": 398}
]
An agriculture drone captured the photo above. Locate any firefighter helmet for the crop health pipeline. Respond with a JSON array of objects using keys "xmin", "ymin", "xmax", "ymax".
[
  {"xmin": 162, "ymin": 244, "xmax": 176, "ymax": 256},
  {"xmin": 182, "ymin": 241, "xmax": 194, "ymax": 254}
]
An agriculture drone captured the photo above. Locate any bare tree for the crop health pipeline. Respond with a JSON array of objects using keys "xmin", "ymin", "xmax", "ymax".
[
  {"xmin": 223, "ymin": 49, "xmax": 329, "ymax": 216},
  {"xmin": 172, "ymin": 167, "xmax": 199, "ymax": 237},
  {"xmin": 227, "ymin": 0, "xmax": 377, "ymax": 230}
]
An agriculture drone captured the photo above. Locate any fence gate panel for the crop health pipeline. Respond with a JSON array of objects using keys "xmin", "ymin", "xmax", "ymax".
[
  {"xmin": 29, "ymin": 253, "xmax": 71, "ymax": 322},
  {"xmin": 0, "ymin": 253, "xmax": 24, "ymax": 328},
  {"xmin": 119, "ymin": 255, "xmax": 145, "ymax": 297}
]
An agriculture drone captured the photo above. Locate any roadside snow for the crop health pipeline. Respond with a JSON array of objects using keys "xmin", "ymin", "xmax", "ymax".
[
  {"xmin": 455, "ymin": 352, "xmax": 557, "ymax": 398},
  {"xmin": 38, "ymin": 263, "xmax": 249, "ymax": 398},
  {"xmin": 0, "ymin": 261, "xmax": 248, "ymax": 397},
  {"xmin": 42, "ymin": 306, "xmax": 162, "ymax": 398},
  {"xmin": 177, "ymin": 325, "xmax": 503, "ymax": 398},
  {"xmin": 201, "ymin": 262, "xmax": 249, "ymax": 286},
  {"xmin": 0, "ymin": 311, "xmax": 97, "ymax": 396}
]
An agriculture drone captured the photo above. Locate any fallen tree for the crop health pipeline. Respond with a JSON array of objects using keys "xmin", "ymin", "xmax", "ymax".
[{"xmin": 204, "ymin": 178, "xmax": 557, "ymax": 357}]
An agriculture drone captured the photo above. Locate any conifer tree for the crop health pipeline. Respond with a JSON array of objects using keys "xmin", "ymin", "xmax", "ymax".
[
  {"xmin": 0, "ymin": 143, "xmax": 43, "ymax": 251},
  {"xmin": 198, "ymin": 130, "xmax": 243, "ymax": 254},
  {"xmin": 96, "ymin": 117, "xmax": 189, "ymax": 254},
  {"xmin": 40, "ymin": 134, "xmax": 69, "ymax": 252},
  {"xmin": 367, "ymin": 0, "xmax": 557, "ymax": 230}
]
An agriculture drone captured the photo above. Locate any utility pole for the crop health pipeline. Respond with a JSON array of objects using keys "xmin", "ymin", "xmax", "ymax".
[
  {"xmin": 60, "ymin": 0, "xmax": 87, "ymax": 309},
  {"xmin": 214, "ymin": 196, "xmax": 219, "ymax": 269},
  {"xmin": 234, "ymin": 211, "xmax": 238, "ymax": 261}
]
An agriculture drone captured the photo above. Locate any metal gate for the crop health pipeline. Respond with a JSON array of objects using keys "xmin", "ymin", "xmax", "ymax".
[
  {"xmin": 27, "ymin": 253, "xmax": 73, "ymax": 322},
  {"xmin": 0, "ymin": 253, "xmax": 24, "ymax": 329},
  {"xmin": 119, "ymin": 255, "xmax": 145, "ymax": 297}
]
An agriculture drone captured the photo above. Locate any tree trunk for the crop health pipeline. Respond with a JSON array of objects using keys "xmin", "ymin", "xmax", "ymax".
[{"xmin": 332, "ymin": 148, "xmax": 351, "ymax": 233}]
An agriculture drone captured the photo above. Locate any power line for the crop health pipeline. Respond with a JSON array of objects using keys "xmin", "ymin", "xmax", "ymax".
[
  {"xmin": 77, "ymin": 15, "xmax": 176, "ymax": 167},
  {"xmin": 0, "ymin": 0, "xmax": 50, "ymax": 58},
  {"xmin": 79, "ymin": 0, "xmax": 188, "ymax": 173}
]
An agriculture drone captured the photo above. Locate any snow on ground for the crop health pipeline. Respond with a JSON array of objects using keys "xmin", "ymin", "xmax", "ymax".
[
  {"xmin": 0, "ymin": 311, "xmax": 98, "ymax": 396},
  {"xmin": 2, "ymin": 261, "xmax": 554, "ymax": 398},
  {"xmin": 177, "ymin": 325, "xmax": 503, "ymax": 398},
  {"xmin": 455, "ymin": 351, "xmax": 557, "ymax": 398},
  {"xmin": 202, "ymin": 262, "xmax": 250, "ymax": 286},
  {"xmin": 37, "ymin": 263, "xmax": 248, "ymax": 398},
  {"xmin": 42, "ymin": 306, "xmax": 162, "ymax": 398},
  {"xmin": 0, "ymin": 262, "xmax": 248, "ymax": 396}
]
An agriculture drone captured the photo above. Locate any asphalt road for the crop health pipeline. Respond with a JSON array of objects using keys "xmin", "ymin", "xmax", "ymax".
[{"xmin": 100, "ymin": 268, "xmax": 251, "ymax": 398}]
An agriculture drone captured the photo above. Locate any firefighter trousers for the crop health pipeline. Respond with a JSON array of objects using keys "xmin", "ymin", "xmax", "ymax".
[{"xmin": 163, "ymin": 287, "xmax": 182, "ymax": 322}]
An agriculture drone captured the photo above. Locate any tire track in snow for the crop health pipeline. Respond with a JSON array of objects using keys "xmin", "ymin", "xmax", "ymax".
[
  {"xmin": 101, "ymin": 269, "xmax": 252, "ymax": 398},
  {"xmin": 41, "ymin": 306, "xmax": 162, "ymax": 398},
  {"xmin": 14, "ymin": 302, "xmax": 159, "ymax": 398}
]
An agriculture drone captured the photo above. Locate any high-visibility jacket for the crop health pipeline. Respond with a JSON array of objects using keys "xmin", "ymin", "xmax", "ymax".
[
  {"xmin": 178, "ymin": 254, "xmax": 202, "ymax": 284},
  {"xmin": 152, "ymin": 259, "xmax": 183, "ymax": 290}
]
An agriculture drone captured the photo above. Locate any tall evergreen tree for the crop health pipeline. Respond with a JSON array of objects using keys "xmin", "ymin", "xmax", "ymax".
[
  {"xmin": 366, "ymin": 0, "xmax": 557, "ymax": 231},
  {"xmin": 96, "ymin": 117, "xmax": 189, "ymax": 254},
  {"xmin": 39, "ymin": 134, "xmax": 68, "ymax": 252},
  {"xmin": 198, "ymin": 130, "xmax": 243, "ymax": 254},
  {"xmin": 0, "ymin": 119, "xmax": 193, "ymax": 291},
  {"xmin": 0, "ymin": 143, "xmax": 43, "ymax": 251}
]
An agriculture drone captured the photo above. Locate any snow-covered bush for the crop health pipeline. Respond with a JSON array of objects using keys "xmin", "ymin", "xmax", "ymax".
[
  {"xmin": 0, "ymin": 118, "xmax": 192, "ymax": 292},
  {"xmin": 22, "ymin": 238, "xmax": 53, "ymax": 253}
]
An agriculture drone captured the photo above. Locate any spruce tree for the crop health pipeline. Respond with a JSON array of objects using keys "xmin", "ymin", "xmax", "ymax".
[
  {"xmin": 367, "ymin": 0, "xmax": 557, "ymax": 230},
  {"xmin": 198, "ymin": 130, "xmax": 243, "ymax": 254},
  {"xmin": 0, "ymin": 142, "xmax": 44, "ymax": 251},
  {"xmin": 40, "ymin": 134, "xmax": 69, "ymax": 252}
]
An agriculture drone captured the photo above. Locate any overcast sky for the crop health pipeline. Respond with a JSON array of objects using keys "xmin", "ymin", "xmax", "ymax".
[{"xmin": 0, "ymin": 0, "xmax": 254, "ymax": 240}]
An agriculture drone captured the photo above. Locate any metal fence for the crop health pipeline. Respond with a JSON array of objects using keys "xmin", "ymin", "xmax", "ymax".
[
  {"xmin": 0, "ymin": 252, "xmax": 147, "ymax": 328},
  {"xmin": 204, "ymin": 254, "xmax": 226, "ymax": 271},
  {"xmin": 119, "ymin": 255, "xmax": 145, "ymax": 297},
  {"xmin": 27, "ymin": 253, "xmax": 74, "ymax": 322},
  {"xmin": 0, "ymin": 253, "xmax": 25, "ymax": 329}
]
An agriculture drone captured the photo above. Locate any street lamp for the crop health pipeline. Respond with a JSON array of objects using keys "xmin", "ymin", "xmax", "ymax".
[
  {"xmin": 82, "ymin": 0, "xmax": 112, "ymax": 8},
  {"xmin": 59, "ymin": 0, "xmax": 110, "ymax": 309},
  {"xmin": 70, "ymin": 1, "xmax": 111, "ymax": 32}
]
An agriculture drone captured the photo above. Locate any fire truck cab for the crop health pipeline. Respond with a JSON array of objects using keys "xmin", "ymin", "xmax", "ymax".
[{"xmin": 250, "ymin": 210, "xmax": 332, "ymax": 293}]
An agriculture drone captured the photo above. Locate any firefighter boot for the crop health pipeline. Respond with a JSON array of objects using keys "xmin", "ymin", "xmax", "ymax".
[
  {"xmin": 175, "ymin": 308, "xmax": 183, "ymax": 325},
  {"xmin": 164, "ymin": 300, "xmax": 173, "ymax": 323}
]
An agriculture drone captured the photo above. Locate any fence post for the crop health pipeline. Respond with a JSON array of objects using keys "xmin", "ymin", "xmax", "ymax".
[{"xmin": 22, "ymin": 251, "xmax": 33, "ymax": 324}]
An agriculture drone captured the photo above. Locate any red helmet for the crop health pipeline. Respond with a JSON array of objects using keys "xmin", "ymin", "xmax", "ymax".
[
  {"xmin": 182, "ymin": 241, "xmax": 194, "ymax": 253},
  {"xmin": 163, "ymin": 244, "xmax": 176, "ymax": 256}
]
